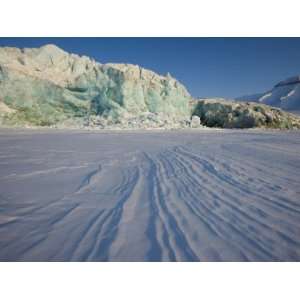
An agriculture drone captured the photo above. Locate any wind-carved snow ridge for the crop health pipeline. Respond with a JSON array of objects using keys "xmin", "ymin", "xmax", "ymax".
[{"xmin": 0, "ymin": 130, "xmax": 300, "ymax": 261}]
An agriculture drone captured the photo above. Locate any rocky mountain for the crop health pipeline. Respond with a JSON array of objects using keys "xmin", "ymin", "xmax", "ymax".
[
  {"xmin": 0, "ymin": 44, "xmax": 191, "ymax": 127},
  {"xmin": 237, "ymin": 76, "xmax": 300, "ymax": 113}
]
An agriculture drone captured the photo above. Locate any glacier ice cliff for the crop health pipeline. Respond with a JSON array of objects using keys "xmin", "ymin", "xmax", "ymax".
[{"xmin": 0, "ymin": 44, "xmax": 191, "ymax": 127}]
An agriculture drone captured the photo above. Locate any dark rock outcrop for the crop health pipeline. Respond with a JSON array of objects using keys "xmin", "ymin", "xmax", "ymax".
[{"xmin": 192, "ymin": 99, "xmax": 300, "ymax": 129}]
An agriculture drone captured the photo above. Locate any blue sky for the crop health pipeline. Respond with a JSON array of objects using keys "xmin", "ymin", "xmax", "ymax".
[{"xmin": 1, "ymin": 38, "xmax": 300, "ymax": 98}]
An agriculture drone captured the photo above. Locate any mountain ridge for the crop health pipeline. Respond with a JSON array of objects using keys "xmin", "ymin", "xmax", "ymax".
[{"xmin": 236, "ymin": 75, "xmax": 300, "ymax": 113}]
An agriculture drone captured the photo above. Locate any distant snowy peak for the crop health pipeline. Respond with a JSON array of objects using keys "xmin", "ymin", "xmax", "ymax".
[
  {"xmin": 236, "ymin": 93, "xmax": 264, "ymax": 102},
  {"xmin": 237, "ymin": 75, "xmax": 300, "ymax": 113},
  {"xmin": 274, "ymin": 76, "xmax": 300, "ymax": 88}
]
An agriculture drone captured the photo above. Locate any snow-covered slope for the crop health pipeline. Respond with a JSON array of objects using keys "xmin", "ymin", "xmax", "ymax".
[{"xmin": 237, "ymin": 76, "xmax": 300, "ymax": 113}]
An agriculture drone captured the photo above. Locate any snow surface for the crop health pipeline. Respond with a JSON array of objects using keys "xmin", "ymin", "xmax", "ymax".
[{"xmin": 0, "ymin": 129, "xmax": 300, "ymax": 261}]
